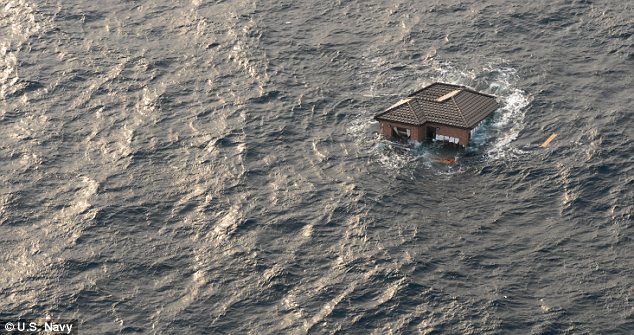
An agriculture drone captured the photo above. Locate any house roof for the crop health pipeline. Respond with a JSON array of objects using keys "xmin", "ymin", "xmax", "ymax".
[{"xmin": 374, "ymin": 83, "xmax": 499, "ymax": 128}]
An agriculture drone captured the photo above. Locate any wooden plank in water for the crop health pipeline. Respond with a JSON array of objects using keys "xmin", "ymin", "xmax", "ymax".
[
  {"xmin": 541, "ymin": 133, "xmax": 558, "ymax": 148},
  {"xmin": 433, "ymin": 158, "xmax": 456, "ymax": 165}
]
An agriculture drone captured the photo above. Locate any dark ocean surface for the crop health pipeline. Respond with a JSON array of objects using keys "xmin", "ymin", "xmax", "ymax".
[{"xmin": 1, "ymin": 0, "xmax": 633, "ymax": 333}]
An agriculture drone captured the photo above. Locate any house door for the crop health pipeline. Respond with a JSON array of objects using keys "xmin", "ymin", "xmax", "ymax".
[{"xmin": 426, "ymin": 127, "xmax": 436, "ymax": 140}]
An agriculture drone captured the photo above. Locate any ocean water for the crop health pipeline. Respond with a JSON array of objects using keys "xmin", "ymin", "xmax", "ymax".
[{"xmin": 1, "ymin": 0, "xmax": 632, "ymax": 334}]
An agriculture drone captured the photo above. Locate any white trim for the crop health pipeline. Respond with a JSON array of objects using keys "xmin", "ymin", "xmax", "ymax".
[
  {"xmin": 436, "ymin": 89, "xmax": 462, "ymax": 102},
  {"xmin": 435, "ymin": 134, "xmax": 459, "ymax": 144},
  {"xmin": 386, "ymin": 98, "xmax": 413, "ymax": 111}
]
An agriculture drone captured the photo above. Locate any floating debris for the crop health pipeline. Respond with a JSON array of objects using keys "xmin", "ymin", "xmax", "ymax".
[
  {"xmin": 433, "ymin": 158, "xmax": 456, "ymax": 165},
  {"xmin": 541, "ymin": 133, "xmax": 558, "ymax": 148}
]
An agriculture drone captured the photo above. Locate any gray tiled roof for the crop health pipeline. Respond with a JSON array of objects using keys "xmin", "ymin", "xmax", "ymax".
[{"xmin": 375, "ymin": 83, "xmax": 498, "ymax": 128}]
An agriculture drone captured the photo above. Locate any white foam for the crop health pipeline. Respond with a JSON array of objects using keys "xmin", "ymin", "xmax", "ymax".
[
  {"xmin": 351, "ymin": 58, "xmax": 532, "ymax": 172},
  {"xmin": 371, "ymin": 141, "xmax": 416, "ymax": 171},
  {"xmin": 486, "ymin": 88, "xmax": 531, "ymax": 160}
]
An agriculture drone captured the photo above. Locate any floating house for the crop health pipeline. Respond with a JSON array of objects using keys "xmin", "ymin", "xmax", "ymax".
[{"xmin": 374, "ymin": 82, "xmax": 498, "ymax": 146}]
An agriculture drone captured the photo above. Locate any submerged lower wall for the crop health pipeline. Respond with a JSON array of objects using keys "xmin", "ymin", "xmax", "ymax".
[{"xmin": 378, "ymin": 121, "xmax": 471, "ymax": 145}]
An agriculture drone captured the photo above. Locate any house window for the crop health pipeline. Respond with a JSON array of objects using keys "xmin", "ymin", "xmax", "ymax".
[{"xmin": 392, "ymin": 126, "xmax": 411, "ymax": 140}]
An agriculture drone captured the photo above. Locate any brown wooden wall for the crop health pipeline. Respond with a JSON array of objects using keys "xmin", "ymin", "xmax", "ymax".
[
  {"xmin": 379, "ymin": 121, "xmax": 471, "ymax": 146},
  {"xmin": 425, "ymin": 123, "xmax": 470, "ymax": 146}
]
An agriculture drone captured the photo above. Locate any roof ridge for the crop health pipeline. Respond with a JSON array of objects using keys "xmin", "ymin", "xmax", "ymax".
[
  {"xmin": 451, "ymin": 92, "xmax": 469, "ymax": 127},
  {"xmin": 407, "ymin": 82, "xmax": 436, "ymax": 97},
  {"xmin": 406, "ymin": 100, "xmax": 424, "ymax": 124},
  {"xmin": 436, "ymin": 89, "xmax": 462, "ymax": 102},
  {"xmin": 374, "ymin": 97, "xmax": 410, "ymax": 119},
  {"xmin": 461, "ymin": 87, "xmax": 496, "ymax": 98}
]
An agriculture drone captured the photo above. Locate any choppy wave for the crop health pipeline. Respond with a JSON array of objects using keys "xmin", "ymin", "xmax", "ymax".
[
  {"xmin": 1, "ymin": 0, "xmax": 632, "ymax": 333},
  {"xmin": 0, "ymin": 0, "xmax": 48, "ymax": 101}
]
